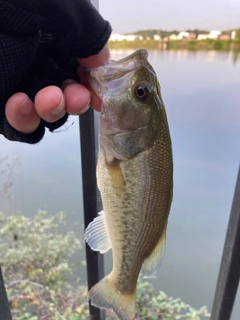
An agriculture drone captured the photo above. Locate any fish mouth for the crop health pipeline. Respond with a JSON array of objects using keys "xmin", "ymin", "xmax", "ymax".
[
  {"xmin": 97, "ymin": 49, "xmax": 149, "ymax": 81},
  {"xmin": 86, "ymin": 49, "xmax": 150, "ymax": 97}
]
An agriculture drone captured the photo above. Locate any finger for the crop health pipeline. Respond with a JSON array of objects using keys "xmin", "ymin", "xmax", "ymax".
[
  {"xmin": 5, "ymin": 93, "xmax": 41, "ymax": 134},
  {"xmin": 62, "ymin": 80, "xmax": 90, "ymax": 115},
  {"xmin": 77, "ymin": 44, "xmax": 110, "ymax": 68},
  {"xmin": 34, "ymin": 86, "xmax": 65, "ymax": 123},
  {"xmin": 78, "ymin": 66, "xmax": 102, "ymax": 112},
  {"xmin": 76, "ymin": 44, "xmax": 110, "ymax": 112}
]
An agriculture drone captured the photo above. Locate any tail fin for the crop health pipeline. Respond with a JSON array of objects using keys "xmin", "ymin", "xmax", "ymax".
[{"xmin": 88, "ymin": 274, "xmax": 136, "ymax": 320}]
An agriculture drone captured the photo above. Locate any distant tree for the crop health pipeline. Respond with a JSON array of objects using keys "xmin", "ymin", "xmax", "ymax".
[
  {"xmin": 186, "ymin": 29, "xmax": 209, "ymax": 36},
  {"xmin": 130, "ymin": 29, "xmax": 179, "ymax": 38},
  {"xmin": 235, "ymin": 29, "xmax": 240, "ymax": 40},
  {"xmin": 0, "ymin": 157, "xmax": 20, "ymax": 200}
]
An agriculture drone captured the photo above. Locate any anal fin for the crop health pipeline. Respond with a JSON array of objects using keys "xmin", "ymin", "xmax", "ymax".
[
  {"xmin": 141, "ymin": 224, "xmax": 167, "ymax": 278},
  {"xmin": 84, "ymin": 211, "xmax": 111, "ymax": 254}
]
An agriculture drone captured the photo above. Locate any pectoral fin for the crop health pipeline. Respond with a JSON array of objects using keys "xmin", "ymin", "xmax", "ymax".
[
  {"xmin": 141, "ymin": 224, "xmax": 167, "ymax": 278},
  {"xmin": 84, "ymin": 211, "xmax": 112, "ymax": 254}
]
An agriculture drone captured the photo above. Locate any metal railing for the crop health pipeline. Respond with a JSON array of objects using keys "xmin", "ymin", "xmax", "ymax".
[
  {"xmin": 210, "ymin": 165, "xmax": 240, "ymax": 320},
  {"xmin": 0, "ymin": 266, "xmax": 12, "ymax": 320},
  {"xmin": 79, "ymin": 109, "xmax": 105, "ymax": 320}
]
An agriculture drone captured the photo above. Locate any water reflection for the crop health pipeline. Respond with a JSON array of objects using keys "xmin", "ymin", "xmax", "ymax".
[
  {"xmin": 232, "ymin": 51, "xmax": 239, "ymax": 65},
  {"xmin": 136, "ymin": 49, "xmax": 239, "ymax": 65},
  {"xmin": 111, "ymin": 48, "xmax": 237, "ymax": 64}
]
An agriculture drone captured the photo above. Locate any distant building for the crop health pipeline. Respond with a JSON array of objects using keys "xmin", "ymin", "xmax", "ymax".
[
  {"xmin": 169, "ymin": 34, "xmax": 177, "ymax": 40},
  {"xmin": 197, "ymin": 34, "xmax": 209, "ymax": 40},
  {"xmin": 153, "ymin": 34, "xmax": 161, "ymax": 41},
  {"xmin": 109, "ymin": 33, "xmax": 138, "ymax": 41},
  {"xmin": 208, "ymin": 30, "xmax": 221, "ymax": 39},
  {"xmin": 231, "ymin": 31, "xmax": 236, "ymax": 39},
  {"xmin": 177, "ymin": 31, "xmax": 189, "ymax": 40},
  {"xmin": 218, "ymin": 33, "xmax": 231, "ymax": 40},
  {"xmin": 188, "ymin": 33, "xmax": 197, "ymax": 40},
  {"xmin": 124, "ymin": 35, "xmax": 137, "ymax": 41},
  {"xmin": 109, "ymin": 34, "xmax": 125, "ymax": 41},
  {"xmin": 109, "ymin": 29, "xmax": 233, "ymax": 43}
]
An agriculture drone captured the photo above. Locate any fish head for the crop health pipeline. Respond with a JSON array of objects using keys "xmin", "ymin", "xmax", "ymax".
[{"xmin": 87, "ymin": 49, "xmax": 168, "ymax": 160}]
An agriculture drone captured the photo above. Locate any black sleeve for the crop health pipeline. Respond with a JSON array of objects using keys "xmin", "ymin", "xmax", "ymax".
[{"xmin": 0, "ymin": 0, "xmax": 112, "ymax": 144}]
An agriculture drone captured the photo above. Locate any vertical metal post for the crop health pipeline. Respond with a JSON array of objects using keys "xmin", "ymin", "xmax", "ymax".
[
  {"xmin": 210, "ymin": 164, "xmax": 240, "ymax": 320},
  {"xmin": 0, "ymin": 266, "xmax": 12, "ymax": 320},
  {"xmin": 79, "ymin": 108, "xmax": 104, "ymax": 320},
  {"xmin": 79, "ymin": 1, "xmax": 104, "ymax": 318}
]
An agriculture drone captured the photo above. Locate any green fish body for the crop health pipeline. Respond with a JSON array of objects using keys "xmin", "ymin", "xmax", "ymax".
[{"xmin": 85, "ymin": 49, "xmax": 173, "ymax": 320}]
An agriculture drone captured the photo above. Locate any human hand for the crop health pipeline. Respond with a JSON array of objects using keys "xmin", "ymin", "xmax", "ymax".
[{"xmin": 5, "ymin": 44, "xmax": 110, "ymax": 135}]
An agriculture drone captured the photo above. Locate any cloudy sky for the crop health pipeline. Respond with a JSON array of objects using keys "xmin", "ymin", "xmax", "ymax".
[{"xmin": 98, "ymin": 0, "xmax": 240, "ymax": 33}]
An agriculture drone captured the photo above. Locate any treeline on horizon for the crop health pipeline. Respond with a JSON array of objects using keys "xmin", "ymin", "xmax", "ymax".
[{"xmin": 126, "ymin": 28, "xmax": 238, "ymax": 37}]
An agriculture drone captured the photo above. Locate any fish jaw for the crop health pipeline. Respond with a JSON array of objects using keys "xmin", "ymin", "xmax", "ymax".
[{"xmin": 87, "ymin": 49, "xmax": 151, "ymax": 98}]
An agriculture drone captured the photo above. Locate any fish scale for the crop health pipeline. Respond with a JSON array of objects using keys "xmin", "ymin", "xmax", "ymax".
[{"xmin": 84, "ymin": 49, "xmax": 173, "ymax": 320}]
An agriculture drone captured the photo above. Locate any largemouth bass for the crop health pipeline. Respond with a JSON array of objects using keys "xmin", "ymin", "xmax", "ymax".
[{"xmin": 85, "ymin": 49, "xmax": 173, "ymax": 320}]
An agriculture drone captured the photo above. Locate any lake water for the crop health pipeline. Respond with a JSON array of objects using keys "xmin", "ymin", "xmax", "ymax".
[{"xmin": 1, "ymin": 50, "xmax": 240, "ymax": 319}]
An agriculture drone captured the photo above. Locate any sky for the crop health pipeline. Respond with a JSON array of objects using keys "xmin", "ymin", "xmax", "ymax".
[{"xmin": 98, "ymin": 0, "xmax": 240, "ymax": 34}]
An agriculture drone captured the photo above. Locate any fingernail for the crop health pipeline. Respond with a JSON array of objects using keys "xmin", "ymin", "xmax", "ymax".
[
  {"xmin": 80, "ymin": 100, "xmax": 91, "ymax": 114},
  {"xmin": 51, "ymin": 96, "xmax": 65, "ymax": 115},
  {"xmin": 69, "ymin": 99, "xmax": 91, "ymax": 115}
]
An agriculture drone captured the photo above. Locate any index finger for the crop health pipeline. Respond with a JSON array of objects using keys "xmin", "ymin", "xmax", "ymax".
[
  {"xmin": 77, "ymin": 44, "xmax": 110, "ymax": 112},
  {"xmin": 77, "ymin": 65, "xmax": 102, "ymax": 112},
  {"xmin": 77, "ymin": 44, "xmax": 110, "ymax": 68}
]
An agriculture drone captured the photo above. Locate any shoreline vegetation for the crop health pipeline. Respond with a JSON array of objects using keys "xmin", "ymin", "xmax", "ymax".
[
  {"xmin": 109, "ymin": 38, "xmax": 240, "ymax": 52},
  {"xmin": 0, "ymin": 211, "xmax": 211, "ymax": 320}
]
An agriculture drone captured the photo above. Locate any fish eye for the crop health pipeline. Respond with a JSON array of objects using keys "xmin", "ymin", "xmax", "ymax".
[{"xmin": 134, "ymin": 83, "xmax": 151, "ymax": 102}]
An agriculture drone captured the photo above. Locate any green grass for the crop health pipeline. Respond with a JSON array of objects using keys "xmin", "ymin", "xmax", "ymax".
[{"xmin": 109, "ymin": 39, "xmax": 240, "ymax": 52}]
